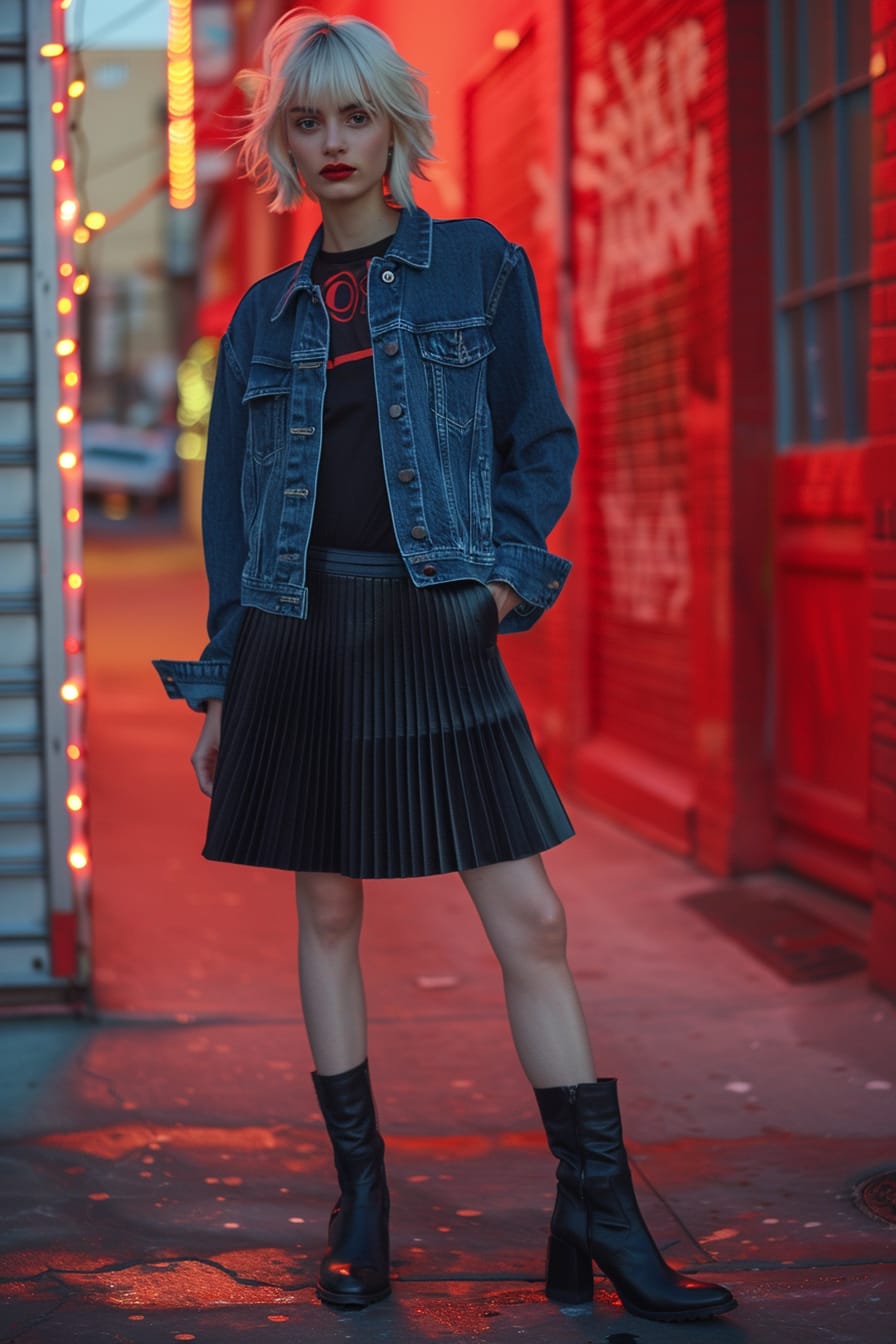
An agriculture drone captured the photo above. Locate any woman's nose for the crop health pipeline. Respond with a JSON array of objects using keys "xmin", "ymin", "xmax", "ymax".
[{"xmin": 323, "ymin": 121, "xmax": 346, "ymax": 154}]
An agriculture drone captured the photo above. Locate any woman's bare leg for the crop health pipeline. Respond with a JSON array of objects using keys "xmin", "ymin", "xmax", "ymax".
[
  {"xmin": 461, "ymin": 854, "xmax": 595, "ymax": 1088},
  {"xmin": 294, "ymin": 871, "xmax": 367, "ymax": 1076}
]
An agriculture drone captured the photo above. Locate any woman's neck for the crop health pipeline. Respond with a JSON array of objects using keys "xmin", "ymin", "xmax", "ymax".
[{"xmin": 319, "ymin": 197, "xmax": 399, "ymax": 254}]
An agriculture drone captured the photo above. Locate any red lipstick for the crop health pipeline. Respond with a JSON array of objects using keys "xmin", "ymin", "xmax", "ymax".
[{"xmin": 321, "ymin": 164, "xmax": 355, "ymax": 180}]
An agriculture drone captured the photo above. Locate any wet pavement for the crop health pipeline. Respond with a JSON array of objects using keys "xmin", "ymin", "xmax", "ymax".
[{"xmin": 1, "ymin": 534, "xmax": 895, "ymax": 1342}]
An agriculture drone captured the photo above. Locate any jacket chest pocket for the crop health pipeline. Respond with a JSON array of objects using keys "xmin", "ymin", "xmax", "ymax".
[
  {"xmin": 416, "ymin": 325, "xmax": 495, "ymax": 432},
  {"xmin": 242, "ymin": 361, "xmax": 292, "ymax": 463}
]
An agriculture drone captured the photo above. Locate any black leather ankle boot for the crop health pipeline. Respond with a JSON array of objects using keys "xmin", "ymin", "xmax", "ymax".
[
  {"xmin": 312, "ymin": 1059, "xmax": 390, "ymax": 1308},
  {"xmin": 535, "ymin": 1078, "xmax": 736, "ymax": 1322}
]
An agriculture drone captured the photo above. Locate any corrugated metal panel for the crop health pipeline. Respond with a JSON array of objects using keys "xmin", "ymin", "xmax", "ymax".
[{"xmin": 0, "ymin": 0, "xmax": 78, "ymax": 991}]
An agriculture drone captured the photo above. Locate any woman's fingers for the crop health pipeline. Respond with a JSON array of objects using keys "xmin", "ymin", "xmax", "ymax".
[
  {"xmin": 191, "ymin": 701, "xmax": 223, "ymax": 797},
  {"xmin": 487, "ymin": 581, "xmax": 521, "ymax": 622}
]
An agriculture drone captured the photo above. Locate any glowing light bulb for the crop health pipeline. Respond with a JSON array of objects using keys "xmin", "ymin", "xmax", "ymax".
[
  {"xmin": 57, "ymin": 297, "xmax": 73, "ymax": 314},
  {"xmin": 59, "ymin": 198, "xmax": 77, "ymax": 222},
  {"xmin": 51, "ymin": 157, "xmax": 65, "ymax": 172},
  {"xmin": 64, "ymin": 371, "xmax": 79, "ymax": 388},
  {"xmin": 66, "ymin": 793, "xmax": 84, "ymax": 812},
  {"xmin": 56, "ymin": 337, "xmax": 77, "ymax": 356},
  {"xmin": 493, "ymin": 29, "xmax": 521, "ymax": 51},
  {"xmin": 65, "ymin": 506, "xmax": 81, "ymax": 523},
  {"xmin": 40, "ymin": 42, "xmax": 65, "ymax": 58},
  {"xmin": 84, "ymin": 210, "xmax": 106, "ymax": 230},
  {"xmin": 56, "ymin": 405, "xmax": 75, "ymax": 426},
  {"xmin": 66, "ymin": 573, "xmax": 83, "ymax": 590},
  {"xmin": 73, "ymin": 225, "xmax": 90, "ymax": 244},
  {"xmin": 66, "ymin": 743, "xmax": 81, "ymax": 761},
  {"xmin": 68, "ymin": 79, "xmax": 86, "ymax": 98},
  {"xmin": 51, "ymin": 100, "xmax": 64, "ymax": 114},
  {"xmin": 73, "ymin": 274, "xmax": 90, "ymax": 295},
  {"xmin": 60, "ymin": 681, "xmax": 80, "ymax": 702},
  {"xmin": 68, "ymin": 845, "xmax": 89, "ymax": 870},
  {"xmin": 59, "ymin": 262, "xmax": 74, "ymax": 278},
  {"xmin": 58, "ymin": 449, "xmax": 78, "ymax": 470}
]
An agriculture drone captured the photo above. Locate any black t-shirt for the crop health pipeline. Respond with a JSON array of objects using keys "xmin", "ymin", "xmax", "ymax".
[{"xmin": 309, "ymin": 234, "xmax": 398, "ymax": 552}]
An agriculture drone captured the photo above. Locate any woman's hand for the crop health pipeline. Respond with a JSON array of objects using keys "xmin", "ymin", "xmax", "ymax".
[
  {"xmin": 487, "ymin": 581, "xmax": 521, "ymax": 623},
  {"xmin": 191, "ymin": 698, "xmax": 223, "ymax": 797}
]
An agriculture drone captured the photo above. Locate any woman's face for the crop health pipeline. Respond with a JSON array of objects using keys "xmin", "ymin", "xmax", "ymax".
[{"xmin": 285, "ymin": 95, "xmax": 392, "ymax": 206}]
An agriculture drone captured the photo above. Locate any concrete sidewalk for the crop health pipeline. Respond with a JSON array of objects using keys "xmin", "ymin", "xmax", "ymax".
[{"xmin": 1, "ymin": 537, "xmax": 895, "ymax": 1342}]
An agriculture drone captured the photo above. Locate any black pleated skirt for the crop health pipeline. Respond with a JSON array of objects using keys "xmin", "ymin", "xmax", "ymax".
[{"xmin": 203, "ymin": 547, "xmax": 573, "ymax": 878}]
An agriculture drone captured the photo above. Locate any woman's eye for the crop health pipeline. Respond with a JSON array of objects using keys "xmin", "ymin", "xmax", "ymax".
[
  {"xmin": 294, "ymin": 118, "xmax": 317, "ymax": 131},
  {"xmin": 349, "ymin": 111, "xmax": 370, "ymax": 126}
]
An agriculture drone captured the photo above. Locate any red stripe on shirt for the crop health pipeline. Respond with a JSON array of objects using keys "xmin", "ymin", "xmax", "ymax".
[{"xmin": 327, "ymin": 347, "xmax": 373, "ymax": 370}]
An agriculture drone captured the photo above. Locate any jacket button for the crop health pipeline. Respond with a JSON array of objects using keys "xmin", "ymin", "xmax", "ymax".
[
  {"xmin": 389, "ymin": 404, "xmax": 403, "ymax": 418},
  {"xmin": 422, "ymin": 564, "xmax": 437, "ymax": 576},
  {"xmin": 384, "ymin": 340, "xmax": 399, "ymax": 356},
  {"xmin": 397, "ymin": 468, "xmax": 416, "ymax": 483},
  {"xmin": 548, "ymin": 580, "xmax": 560, "ymax": 590},
  {"xmin": 410, "ymin": 525, "xmax": 426, "ymax": 540},
  {"xmin": 382, "ymin": 270, "xmax": 395, "ymax": 284}
]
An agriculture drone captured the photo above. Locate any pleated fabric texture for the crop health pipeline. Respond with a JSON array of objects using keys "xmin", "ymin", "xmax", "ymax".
[{"xmin": 203, "ymin": 547, "xmax": 574, "ymax": 878}]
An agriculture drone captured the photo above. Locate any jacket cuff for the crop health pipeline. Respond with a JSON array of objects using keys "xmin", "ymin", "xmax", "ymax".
[
  {"xmin": 487, "ymin": 541, "xmax": 572, "ymax": 633},
  {"xmin": 152, "ymin": 659, "xmax": 229, "ymax": 712}
]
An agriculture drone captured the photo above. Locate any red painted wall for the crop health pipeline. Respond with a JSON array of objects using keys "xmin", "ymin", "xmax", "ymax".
[
  {"xmin": 567, "ymin": 0, "xmax": 774, "ymax": 864},
  {"xmin": 868, "ymin": 0, "xmax": 896, "ymax": 994},
  {"xmin": 194, "ymin": 0, "xmax": 896, "ymax": 986}
]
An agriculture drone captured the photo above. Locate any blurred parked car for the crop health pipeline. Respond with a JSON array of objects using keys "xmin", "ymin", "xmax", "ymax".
[{"xmin": 81, "ymin": 422, "xmax": 178, "ymax": 512}]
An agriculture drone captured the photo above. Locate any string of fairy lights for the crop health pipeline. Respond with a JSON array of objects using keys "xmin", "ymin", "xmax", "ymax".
[
  {"xmin": 41, "ymin": 1, "xmax": 90, "ymax": 890},
  {"xmin": 39, "ymin": 0, "xmax": 196, "ymax": 922}
]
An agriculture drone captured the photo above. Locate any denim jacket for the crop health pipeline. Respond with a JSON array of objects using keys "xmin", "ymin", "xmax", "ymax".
[{"xmin": 153, "ymin": 207, "xmax": 577, "ymax": 710}]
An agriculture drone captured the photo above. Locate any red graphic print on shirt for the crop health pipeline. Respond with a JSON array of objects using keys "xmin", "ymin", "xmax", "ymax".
[
  {"xmin": 320, "ymin": 260, "xmax": 373, "ymax": 371},
  {"xmin": 321, "ymin": 264, "xmax": 369, "ymax": 324}
]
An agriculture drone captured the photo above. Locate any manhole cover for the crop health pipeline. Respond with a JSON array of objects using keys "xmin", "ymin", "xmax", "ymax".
[{"xmin": 853, "ymin": 1171, "xmax": 896, "ymax": 1225}]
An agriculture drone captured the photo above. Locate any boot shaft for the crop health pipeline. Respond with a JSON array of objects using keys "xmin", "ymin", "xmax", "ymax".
[{"xmin": 313, "ymin": 1059, "xmax": 385, "ymax": 1190}]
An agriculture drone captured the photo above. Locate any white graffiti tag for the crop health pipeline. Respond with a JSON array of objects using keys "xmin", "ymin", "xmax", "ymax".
[
  {"xmin": 601, "ymin": 480, "xmax": 691, "ymax": 624},
  {"xmin": 574, "ymin": 20, "xmax": 714, "ymax": 347}
]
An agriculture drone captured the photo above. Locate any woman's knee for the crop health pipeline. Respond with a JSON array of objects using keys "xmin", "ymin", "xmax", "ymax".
[
  {"xmin": 515, "ymin": 893, "xmax": 568, "ymax": 963},
  {"xmin": 465, "ymin": 863, "xmax": 570, "ymax": 967},
  {"xmin": 295, "ymin": 873, "xmax": 363, "ymax": 947}
]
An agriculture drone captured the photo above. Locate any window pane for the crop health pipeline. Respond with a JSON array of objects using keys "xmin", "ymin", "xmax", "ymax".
[
  {"xmin": 808, "ymin": 106, "xmax": 836, "ymax": 282},
  {"xmin": 808, "ymin": 296, "xmax": 844, "ymax": 439},
  {"xmin": 775, "ymin": 0, "xmax": 800, "ymax": 117},
  {"xmin": 783, "ymin": 307, "xmax": 809, "ymax": 445},
  {"xmin": 846, "ymin": 284, "xmax": 869, "ymax": 438},
  {"xmin": 842, "ymin": 0, "xmax": 870, "ymax": 82},
  {"xmin": 807, "ymin": 0, "xmax": 835, "ymax": 99},
  {"xmin": 781, "ymin": 128, "xmax": 803, "ymax": 292},
  {"xmin": 844, "ymin": 87, "xmax": 871, "ymax": 273}
]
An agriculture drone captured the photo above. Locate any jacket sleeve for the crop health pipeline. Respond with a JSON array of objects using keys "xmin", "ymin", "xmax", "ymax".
[
  {"xmin": 152, "ymin": 330, "xmax": 249, "ymax": 710},
  {"xmin": 484, "ymin": 243, "xmax": 577, "ymax": 633}
]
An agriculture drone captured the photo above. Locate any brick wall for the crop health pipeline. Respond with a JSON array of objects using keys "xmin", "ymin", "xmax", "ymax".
[{"xmin": 869, "ymin": 0, "xmax": 896, "ymax": 995}]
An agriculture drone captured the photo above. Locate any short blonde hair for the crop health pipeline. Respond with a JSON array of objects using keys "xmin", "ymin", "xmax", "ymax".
[{"xmin": 237, "ymin": 7, "xmax": 434, "ymax": 212}]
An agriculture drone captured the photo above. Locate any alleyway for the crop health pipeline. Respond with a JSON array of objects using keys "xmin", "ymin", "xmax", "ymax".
[{"xmin": 0, "ymin": 532, "xmax": 894, "ymax": 1343}]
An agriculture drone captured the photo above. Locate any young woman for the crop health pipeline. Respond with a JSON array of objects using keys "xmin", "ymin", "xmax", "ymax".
[{"xmin": 154, "ymin": 7, "xmax": 735, "ymax": 1323}]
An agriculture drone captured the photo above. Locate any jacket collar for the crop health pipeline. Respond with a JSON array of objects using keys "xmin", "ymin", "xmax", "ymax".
[{"xmin": 271, "ymin": 206, "xmax": 433, "ymax": 322}]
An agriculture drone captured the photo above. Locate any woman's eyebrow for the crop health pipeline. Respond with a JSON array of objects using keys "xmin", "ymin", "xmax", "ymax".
[{"xmin": 288, "ymin": 103, "xmax": 368, "ymax": 115}]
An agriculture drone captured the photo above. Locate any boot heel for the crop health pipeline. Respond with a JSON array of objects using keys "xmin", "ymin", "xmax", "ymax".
[{"xmin": 545, "ymin": 1233, "xmax": 593, "ymax": 1304}]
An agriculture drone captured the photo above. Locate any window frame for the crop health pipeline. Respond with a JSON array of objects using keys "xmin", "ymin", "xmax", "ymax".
[{"xmin": 769, "ymin": 0, "xmax": 871, "ymax": 449}]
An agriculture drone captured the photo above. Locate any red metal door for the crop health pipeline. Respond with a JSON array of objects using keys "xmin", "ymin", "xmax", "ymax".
[
  {"xmin": 463, "ymin": 22, "xmax": 576, "ymax": 777},
  {"xmin": 768, "ymin": 0, "xmax": 874, "ymax": 900}
]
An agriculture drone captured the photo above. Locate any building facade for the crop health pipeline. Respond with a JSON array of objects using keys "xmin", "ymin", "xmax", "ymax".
[{"xmin": 194, "ymin": 0, "xmax": 896, "ymax": 994}]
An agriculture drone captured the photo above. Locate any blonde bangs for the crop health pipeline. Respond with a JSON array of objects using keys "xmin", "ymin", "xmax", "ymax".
[
  {"xmin": 237, "ymin": 8, "xmax": 435, "ymax": 214},
  {"xmin": 281, "ymin": 40, "xmax": 379, "ymax": 120}
]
